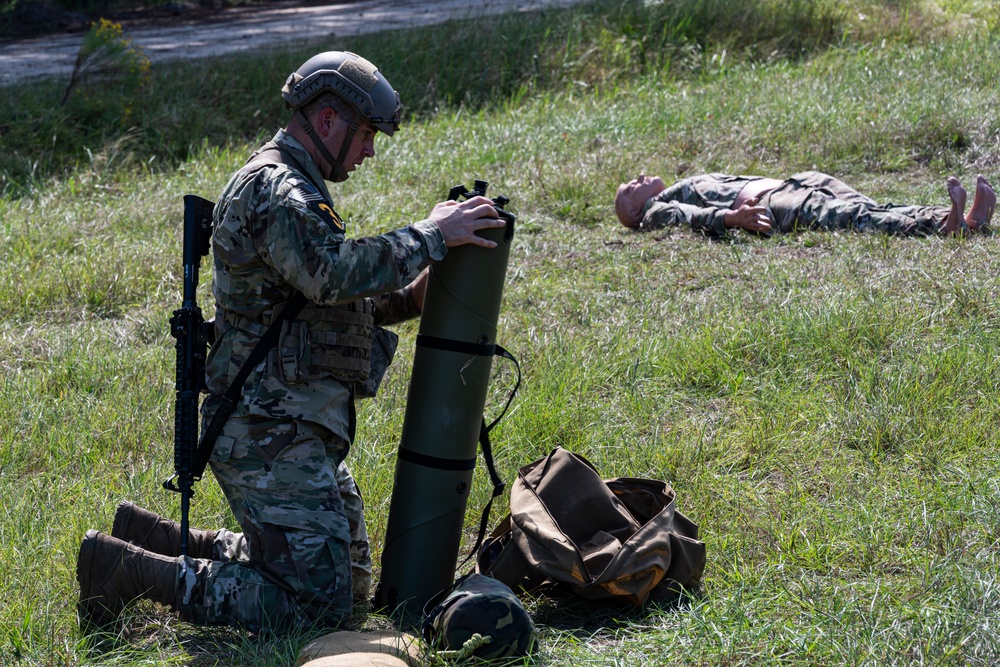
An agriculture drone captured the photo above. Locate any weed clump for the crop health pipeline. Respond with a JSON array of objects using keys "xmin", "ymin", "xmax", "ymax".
[{"xmin": 62, "ymin": 18, "xmax": 151, "ymax": 111}]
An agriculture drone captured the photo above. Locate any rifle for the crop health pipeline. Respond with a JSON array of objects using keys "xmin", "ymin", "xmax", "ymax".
[
  {"xmin": 163, "ymin": 194, "xmax": 216, "ymax": 557},
  {"xmin": 162, "ymin": 193, "xmax": 307, "ymax": 557}
]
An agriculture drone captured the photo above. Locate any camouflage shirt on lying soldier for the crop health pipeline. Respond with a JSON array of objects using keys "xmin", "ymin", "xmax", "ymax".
[{"xmin": 614, "ymin": 171, "xmax": 996, "ymax": 237}]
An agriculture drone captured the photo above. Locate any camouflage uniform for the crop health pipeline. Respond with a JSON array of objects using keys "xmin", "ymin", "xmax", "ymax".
[
  {"xmin": 640, "ymin": 171, "xmax": 950, "ymax": 237},
  {"xmin": 181, "ymin": 129, "xmax": 446, "ymax": 632}
]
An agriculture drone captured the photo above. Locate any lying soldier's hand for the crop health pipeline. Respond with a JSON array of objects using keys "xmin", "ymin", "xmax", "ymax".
[{"xmin": 724, "ymin": 204, "xmax": 772, "ymax": 233}]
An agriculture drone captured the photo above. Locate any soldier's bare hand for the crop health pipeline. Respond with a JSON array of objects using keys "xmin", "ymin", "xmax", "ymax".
[
  {"xmin": 724, "ymin": 204, "xmax": 772, "ymax": 233},
  {"xmin": 429, "ymin": 196, "xmax": 506, "ymax": 248}
]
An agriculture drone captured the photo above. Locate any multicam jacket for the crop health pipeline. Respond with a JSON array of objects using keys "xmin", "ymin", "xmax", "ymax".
[
  {"xmin": 203, "ymin": 129, "xmax": 446, "ymax": 442},
  {"xmin": 640, "ymin": 172, "xmax": 757, "ymax": 237}
]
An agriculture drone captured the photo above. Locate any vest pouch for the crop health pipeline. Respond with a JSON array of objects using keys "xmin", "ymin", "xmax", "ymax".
[
  {"xmin": 278, "ymin": 320, "xmax": 309, "ymax": 384},
  {"xmin": 269, "ymin": 301, "xmax": 376, "ymax": 385},
  {"xmin": 356, "ymin": 326, "xmax": 398, "ymax": 400}
]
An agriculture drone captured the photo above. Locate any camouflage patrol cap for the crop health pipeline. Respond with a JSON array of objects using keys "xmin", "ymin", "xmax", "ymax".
[
  {"xmin": 281, "ymin": 51, "xmax": 402, "ymax": 136},
  {"xmin": 422, "ymin": 573, "xmax": 537, "ymax": 660}
]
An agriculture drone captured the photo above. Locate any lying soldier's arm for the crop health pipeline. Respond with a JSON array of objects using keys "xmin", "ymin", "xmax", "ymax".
[{"xmin": 640, "ymin": 200, "xmax": 730, "ymax": 237}]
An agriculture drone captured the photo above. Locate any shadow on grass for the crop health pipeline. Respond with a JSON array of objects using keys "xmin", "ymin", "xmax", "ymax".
[
  {"xmin": 526, "ymin": 587, "xmax": 700, "ymax": 636},
  {"xmin": 77, "ymin": 604, "xmax": 321, "ymax": 666}
]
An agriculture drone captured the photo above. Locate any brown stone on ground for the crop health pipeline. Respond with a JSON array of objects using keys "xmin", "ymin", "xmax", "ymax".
[{"xmin": 297, "ymin": 629, "xmax": 424, "ymax": 667}]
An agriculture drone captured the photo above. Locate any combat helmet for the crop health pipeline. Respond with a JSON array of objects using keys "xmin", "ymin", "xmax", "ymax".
[
  {"xmin": 280, "ymin": 51, "xmax": 402, "ymax": 181},
  {"xmin": 422, "ymin": 573, "xmax": 537, "ymax": 660}
]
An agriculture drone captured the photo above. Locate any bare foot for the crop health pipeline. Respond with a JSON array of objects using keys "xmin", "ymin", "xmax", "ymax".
[
  {"xmin": 942, "ymin": 176, "xmax": 967, "ymax": 234},
  {"xmin": 965, "ymin": 174, "xmax": 996, "ymax": 230}
]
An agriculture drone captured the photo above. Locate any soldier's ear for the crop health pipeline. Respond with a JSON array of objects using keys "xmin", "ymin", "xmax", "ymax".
[{"xmin": 317, "ymin": 106, "xmax": 340, "ymax": 136}]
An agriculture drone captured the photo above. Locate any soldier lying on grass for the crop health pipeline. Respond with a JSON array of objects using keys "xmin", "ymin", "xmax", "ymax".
[{"xmin": 615, "ymin": 171, "xmax": 996, "ymax": 237}]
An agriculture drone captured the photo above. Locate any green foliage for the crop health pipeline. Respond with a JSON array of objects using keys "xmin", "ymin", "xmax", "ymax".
[
  {"xmin": 62, "ymin": 18, "xmax": 151, "ymax": 107},
  {"xmin": 1, "ymin": 19, "xmax": 152, "ymax": 196}
]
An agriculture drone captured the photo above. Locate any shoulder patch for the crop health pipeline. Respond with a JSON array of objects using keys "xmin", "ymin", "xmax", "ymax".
[{"xmin": 288, "ymin": 183, "xmax": 346, "ymax": 232}]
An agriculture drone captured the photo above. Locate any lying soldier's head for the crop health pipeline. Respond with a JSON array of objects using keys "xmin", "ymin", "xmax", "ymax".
[{"xmin": 615, "ymin": 175, "xmax": 666, "ymax": 227}]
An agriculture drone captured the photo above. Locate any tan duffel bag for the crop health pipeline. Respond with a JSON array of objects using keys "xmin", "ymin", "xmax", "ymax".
[{"xmin": 478, "ymin": 447, "xmax": 706, "ymax": 605}]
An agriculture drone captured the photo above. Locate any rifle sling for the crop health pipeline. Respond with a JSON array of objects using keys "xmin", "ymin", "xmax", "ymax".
[
  {"xmin": 192, "ymin": 292, "xmax": 308, "ymax": 479},
  {"xmin": 190, "ymin": 144, "xmax": 320, "ymax": 480}
]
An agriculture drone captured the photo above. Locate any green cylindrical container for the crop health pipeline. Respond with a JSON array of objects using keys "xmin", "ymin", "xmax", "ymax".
[{"xmin": 375, "ymin": 183, "xmax": 514, "ymax": 614}]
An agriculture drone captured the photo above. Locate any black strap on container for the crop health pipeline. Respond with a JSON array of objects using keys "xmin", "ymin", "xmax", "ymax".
[
  {"xmin": 463, "ymin": 344, "xmax": 520, "ymax": 564},
  {"xmin": 400, "ymin": 334, "xmax": 520, "ymax": 564},
  {"xmin": 444, "ymin": 341, "xmax": 521, "ymax": 566}
]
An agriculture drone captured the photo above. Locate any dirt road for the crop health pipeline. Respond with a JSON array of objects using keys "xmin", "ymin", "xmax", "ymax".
[{"xmin": 0, "ymin": 0, "xmax": 585, "ymax": 86}]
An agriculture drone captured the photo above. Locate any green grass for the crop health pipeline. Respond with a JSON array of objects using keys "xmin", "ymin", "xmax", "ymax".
[{"xmin": 2, "ymin": 0, "xmax": 1000, "ymax": 664}]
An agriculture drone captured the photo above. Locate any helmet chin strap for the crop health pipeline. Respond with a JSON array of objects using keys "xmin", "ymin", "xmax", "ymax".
[{"xmin": 295, "ymin": 110, "xmax": 359, "ymax": 183}]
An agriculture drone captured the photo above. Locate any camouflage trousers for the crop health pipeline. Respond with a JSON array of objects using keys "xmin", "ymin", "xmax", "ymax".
[
  {"xmin": 762, "ymin": 171, "xmax": 949, "ymax": 236},
  {"xmin": 176, "ymin": 415, "xmax": 370, "ymax": 632}
]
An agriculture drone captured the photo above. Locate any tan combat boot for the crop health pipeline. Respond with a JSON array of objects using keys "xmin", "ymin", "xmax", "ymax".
[
  {"xmin": 76, "ymin": 530, "xmax": 182, "ymax": 633},
  {"xmin": 111, "ymin": 501, "xmax": 216, "ymax": 559}
]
